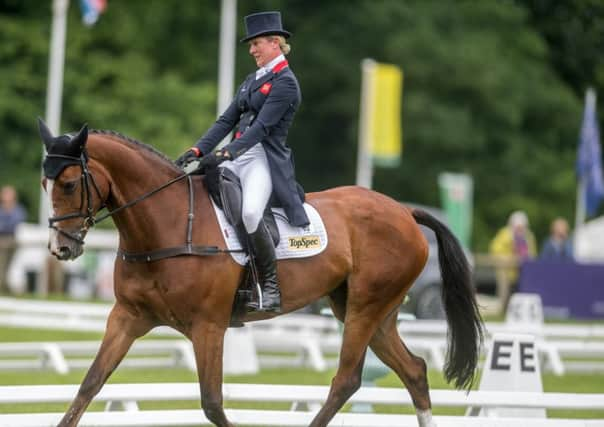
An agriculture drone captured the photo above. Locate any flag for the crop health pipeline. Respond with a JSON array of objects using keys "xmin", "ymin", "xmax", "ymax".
[
  {"xmin": 79, "ymin": 0, "xmax": 107, "ymax": 26},
  {"xmin": 438, "ymin": 172, "xmax": 473, "ymax": 249},
  {"xmin": 368, "ymin": 63, "xmax": 403, "ymax": 167},
  {"xmin": 576, "ymin": 88, "xmax": 604, "ymax": 217}
]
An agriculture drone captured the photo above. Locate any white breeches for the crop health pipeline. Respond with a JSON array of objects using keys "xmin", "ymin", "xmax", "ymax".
[{"xmin": 220, "ymin": 143, "xmax": 272, "ymax": 233}]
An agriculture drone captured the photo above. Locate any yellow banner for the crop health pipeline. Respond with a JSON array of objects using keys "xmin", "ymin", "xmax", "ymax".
[{"xmin": 368, "ymin": 63, "xmax": 403, "ymax": 167}]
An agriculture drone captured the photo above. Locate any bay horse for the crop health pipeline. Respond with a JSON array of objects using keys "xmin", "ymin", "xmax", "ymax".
[{"xmin": 38, "ymin": 119, "xmax": 483, "ymax": 427}]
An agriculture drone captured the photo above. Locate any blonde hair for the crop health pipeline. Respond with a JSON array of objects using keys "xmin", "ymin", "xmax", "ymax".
[{"xmin": 269, "ymin": 35, "xmax": 291, "ymax": 55}]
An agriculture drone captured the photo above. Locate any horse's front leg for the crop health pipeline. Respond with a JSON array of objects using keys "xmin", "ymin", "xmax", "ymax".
[
  {"xmin": 58, "ymin": 303, "xmax": 153, "ymax": 427},
  {"xmin": 191, "ymin": 319, "xmax": 233, "ymax": 427}
]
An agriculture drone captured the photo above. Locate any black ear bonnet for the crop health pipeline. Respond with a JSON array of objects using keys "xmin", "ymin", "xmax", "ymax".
[{"xmin": 38, "ymin": 118, "xmax": 88, "ymax": 179}]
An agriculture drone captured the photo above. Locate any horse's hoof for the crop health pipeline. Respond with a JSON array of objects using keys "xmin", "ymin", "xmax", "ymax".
[{"xmin": 229, "ymin": 319, "xmax": 245, "ymax": 328}]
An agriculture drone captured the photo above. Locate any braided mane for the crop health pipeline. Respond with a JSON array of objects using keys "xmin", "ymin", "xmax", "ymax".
[{"xmin": 90, "ymin": 129, "xmax": 180, "ymax": 172}]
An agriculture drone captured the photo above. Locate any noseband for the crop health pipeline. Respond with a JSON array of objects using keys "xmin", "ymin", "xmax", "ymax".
[{"xmin": 46, "ymin": 152, "xmax": 105, "ymax": 244}]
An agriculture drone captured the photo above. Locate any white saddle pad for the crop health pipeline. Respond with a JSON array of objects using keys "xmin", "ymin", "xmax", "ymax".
[{"xmin": 210, "ymin": 199, "xmax": 328, "ymax": 266}]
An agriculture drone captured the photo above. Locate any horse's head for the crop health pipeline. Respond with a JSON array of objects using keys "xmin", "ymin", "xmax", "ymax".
[{"xmin": 38, "ymin": 118, "xmax": 107, "ymax": 260}]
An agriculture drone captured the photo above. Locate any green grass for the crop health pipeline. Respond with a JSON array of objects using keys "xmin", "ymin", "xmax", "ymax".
[
  {"xmin": 0, "ymin": 326, "xmax": 603, "ymax": 418},
  {"xmin": 0, "ymin": 326, "xmax": 103, "ymax": 342}
]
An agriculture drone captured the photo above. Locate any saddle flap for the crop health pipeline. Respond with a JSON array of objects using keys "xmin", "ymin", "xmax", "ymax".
[
  {"xmin": 211, "ymin": 198, "xmax": 328, "ymax": 266},
  {"xmin": 204, "ymin": 167, "xmax": 280, "ymax": 248}
]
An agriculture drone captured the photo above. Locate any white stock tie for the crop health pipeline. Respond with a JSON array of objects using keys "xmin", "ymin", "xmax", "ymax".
[{"xmin": 255, "ymin": 67, "xmax": 268, "ymax": 80}]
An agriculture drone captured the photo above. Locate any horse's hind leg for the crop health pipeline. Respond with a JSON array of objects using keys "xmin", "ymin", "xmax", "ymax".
[
  {"xmin": 309, "ymin": 295, "xmax": 383, "ymax": 427},
  {"xmin": 58, "ymin": 303, "xmax": 153, "ymax": 427},
  {"xmin": 369, "ymin": 310, "xmax": 436, "ymax": 427}
]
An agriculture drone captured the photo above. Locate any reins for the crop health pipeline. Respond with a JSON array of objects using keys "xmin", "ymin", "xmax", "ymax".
[
  {"xmin": 46, "ymin": 152, "xmax": 244, "ymax": 261},
  {"xmin": 93, "ymin": 170, "xmax": 190, "ymax": 225}
]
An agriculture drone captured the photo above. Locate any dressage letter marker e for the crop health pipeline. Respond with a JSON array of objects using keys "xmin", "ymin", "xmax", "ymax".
[
  {"xmin": 468, "ymin": 333, "xmax": 545, "ymax": 418},
  {"xmin": 490, "ymin": 340, "xmax": 536, "ymax": 372}
]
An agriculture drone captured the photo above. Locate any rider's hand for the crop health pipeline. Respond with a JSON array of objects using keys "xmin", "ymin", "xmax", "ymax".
[
  {"xmin": 174, "ymin": 148, "xmax": 201, "ymax": 168},
  {"xmin": 196, "ymin": 149, "xmax": 231, "ymax": 172}
]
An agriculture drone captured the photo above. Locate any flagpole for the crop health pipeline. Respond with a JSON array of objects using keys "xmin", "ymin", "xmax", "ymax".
[
  {"xmin": 216, "ymin": 0, "xmax": 236, "ymax": 149},
  {"xmin": 40, "ymin": 0, "xmax": 69, "ymax": 225},
  {"xmin": 356, "ymin": 58, "xmax": 375, "ymax": 188},
  {"xmin": 575, "ymin": 180, "xmax": 586, "ymax": 231},
  {"xmin": 574, "ymin": 177, "xmax": 586, "ymax": 257},
  {"xmin": 39, "ymin": 0, "xmax": 69, "ymax": 295}
]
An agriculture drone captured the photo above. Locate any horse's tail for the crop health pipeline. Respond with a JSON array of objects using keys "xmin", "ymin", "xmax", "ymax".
[{"xmin": 412, "ymin": 208, "xmax": 484, "ymax": 390}]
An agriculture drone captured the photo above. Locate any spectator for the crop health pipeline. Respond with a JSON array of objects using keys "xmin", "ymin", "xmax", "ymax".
[
  {"xmin": 0, "ymin": 185, "xmax": 26, "ymax": 292},
  {"xmin": 0, "ymin": 185, "xmax": 26, "ymax": 235},
  {"xmin": 490, "ymin": 210, "xmax": 537, "ymax": 262},
  {"xmin": 540, "ymin": 217, "xmax": 574, "ymax": 260},
  {"xmin": 489, "ymin": 210, "xmax": 537, "ymax": 308}
]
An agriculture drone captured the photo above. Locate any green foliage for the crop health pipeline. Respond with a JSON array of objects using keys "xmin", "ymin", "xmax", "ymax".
[
  {"xmin": 0, "ymin": 1, "xmax": 218, "ymax": 218},
  {"xmin": 1, "ymin": 0, "xmax": 600, "ymax": 251}
]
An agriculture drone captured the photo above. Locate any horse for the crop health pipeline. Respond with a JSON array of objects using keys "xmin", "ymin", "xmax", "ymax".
[{"xmin": 38, "ymin": 119, "xmax": 483, "ymax": 427}]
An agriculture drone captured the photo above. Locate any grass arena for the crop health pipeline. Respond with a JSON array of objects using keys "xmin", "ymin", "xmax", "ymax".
[{"xmin": 0, "ymin": 298, "xmax": 603, "ymax": 426}]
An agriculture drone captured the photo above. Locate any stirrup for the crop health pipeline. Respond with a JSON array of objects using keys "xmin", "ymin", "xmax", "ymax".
[
  {"xmin": 246, "ymin": 300, "xmax": 281, "ymax": 313},
  {"xmin": 246, "ymin": 281, "xmax": 281, "ymax": 313}
]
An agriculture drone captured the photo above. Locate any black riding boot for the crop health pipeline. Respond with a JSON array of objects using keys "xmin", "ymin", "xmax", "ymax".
[{"xmin": 246, "ymin": 221, "xmax": 281, "ymax": 313}]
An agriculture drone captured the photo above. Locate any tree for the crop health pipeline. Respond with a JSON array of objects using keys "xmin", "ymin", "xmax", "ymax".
[
  {"xmin": 247, "ymin": 0, "xmax": 581, "ymax": 248},
  {"xmin": 0, "ymin": 0, "xmax": 587, "ymax": 251},
  {"xmin": 0, "ymin": 1, "xmax": 218, "ymax": 218}
]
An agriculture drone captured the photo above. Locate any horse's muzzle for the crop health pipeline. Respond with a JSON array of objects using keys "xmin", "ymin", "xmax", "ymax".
[
  {"xmin": 52, "ymin": 246, "xmax": 81, "ymax": 261},
  {"xmin": 50, "ymin": 241, "xmax": 84, "ymax": 260},
  {"xmin": 49, "ymin": 226, "xmax": 87, "ymax": 261}
]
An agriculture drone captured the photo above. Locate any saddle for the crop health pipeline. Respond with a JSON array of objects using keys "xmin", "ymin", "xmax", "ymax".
[{"xmin": 204, "ymin": 166, "xmax": 280, "ymax": 326}]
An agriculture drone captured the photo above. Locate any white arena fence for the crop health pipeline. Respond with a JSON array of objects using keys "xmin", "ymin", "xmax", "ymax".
[
  {"xmin": 0, "ymin": 297, "xmax": 603, "ymax": 375},
  {"xmin": 6, "ymin": 223, "xmax": 119, "ymax": 295},
  {"xmin": 0, "ymin": 338, "xmax": 325, "ymax": 374},
  {"xmin": 2, "ymin": 411, "xmax": 603, "ymax": 427},
  {"xmin": 0, "ymin": 340, "xmax": 197, "ymax": 374},
  {"xmin": 0, "ymin": 383, "xmax": 602, "ymax": 427},
  {"xmin": 397, "ymin": 319, "xmax": 604, "ymax": 340},
  {"xmin": 1, "ymin": 326, "xmax": 600, "ymax": 376}
]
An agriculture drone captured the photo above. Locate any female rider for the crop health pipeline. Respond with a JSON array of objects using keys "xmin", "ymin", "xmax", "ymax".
[{"xmin": 175, "ymin": 11, "xmax": 309, "ymax": 313}]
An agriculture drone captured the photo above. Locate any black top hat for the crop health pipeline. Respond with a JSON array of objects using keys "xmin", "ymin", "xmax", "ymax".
[{"xmin": 241, "ymin": 11, "xmax": 291, "ymax": 43}]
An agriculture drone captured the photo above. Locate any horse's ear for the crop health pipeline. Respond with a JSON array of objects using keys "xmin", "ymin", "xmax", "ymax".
[
  {"xmin": 37, "ymin": 117, "xmax": 54, "ymax": 150},
  {"xmin": 70, "ymin": 123, "xmax": 88, "ymax": 152}
]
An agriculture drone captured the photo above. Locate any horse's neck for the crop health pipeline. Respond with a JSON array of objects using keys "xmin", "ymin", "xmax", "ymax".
[{"xmin": 89, "ymin": 136, "xmax": 197, "ymax": 252}]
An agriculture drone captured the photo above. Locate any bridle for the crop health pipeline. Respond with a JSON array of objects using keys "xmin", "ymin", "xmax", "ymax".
[
  {"xmin": 46, "ymin": 152, "xmax": 105, "ymax": 244},
  {"xmin": 46, "ymin": 151, "xmax": 190, "ymax": 245}
]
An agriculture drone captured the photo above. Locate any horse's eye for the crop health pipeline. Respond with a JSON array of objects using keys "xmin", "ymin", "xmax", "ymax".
[{"xmin": 63, "ymin": 181, "xmax": 77, "ymax": 195}]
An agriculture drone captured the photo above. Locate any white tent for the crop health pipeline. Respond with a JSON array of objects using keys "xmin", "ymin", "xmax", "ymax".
[{"xmin": 574, "ymin": 216, "xmax": 604, "ymax": 263}]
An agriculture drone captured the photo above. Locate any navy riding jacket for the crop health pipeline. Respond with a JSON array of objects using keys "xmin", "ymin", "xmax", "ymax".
[{"xmin": 195, "ymin": 60, "xmax": 309, "ymax": 227}]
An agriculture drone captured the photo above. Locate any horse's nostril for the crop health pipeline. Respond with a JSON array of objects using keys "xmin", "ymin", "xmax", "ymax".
[{"xmin": 58, "ymin": 246, "xmax": 72, "ymax": 260}]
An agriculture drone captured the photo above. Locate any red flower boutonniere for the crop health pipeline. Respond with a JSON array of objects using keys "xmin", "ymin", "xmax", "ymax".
[{"xmin": 260, "ymin": 83, "xmax": 272, "ymax": 95}]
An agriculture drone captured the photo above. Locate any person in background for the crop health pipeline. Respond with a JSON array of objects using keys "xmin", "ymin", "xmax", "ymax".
[
  {"xmin": 0, "ymin": 185, "xmax": 27, "ymax": 292},
  {"xmin": 540, "ymin": 217, "xmax": 574, "ymax": 260},
  {"xmin": 489, "ymin": 210, "xmax": 537, "ymax": 308},
  {"xmin": 490, "ymin": 210, "xmax": 537, "ymax": 262},
  {"xmin": 0, "ymin": 185, "xmax": 26, "ymax": 235}
]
